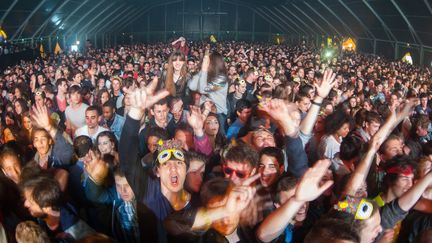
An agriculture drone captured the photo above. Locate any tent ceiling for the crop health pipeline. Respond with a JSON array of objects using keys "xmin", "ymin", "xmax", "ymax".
[{"xmin": 0, "ymin": 0, "xmax": 431, "ymax": 46}]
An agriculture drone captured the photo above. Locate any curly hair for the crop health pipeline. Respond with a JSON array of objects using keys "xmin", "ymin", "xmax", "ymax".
[{"xmin": 324, "ymin": 109, "xmax": 352, "ymax": 135}]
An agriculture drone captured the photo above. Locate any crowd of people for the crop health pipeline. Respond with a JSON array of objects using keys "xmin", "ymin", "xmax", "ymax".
[{"xmin": 0, "ymin": 35, "xmax": 432, "ymax": 243}]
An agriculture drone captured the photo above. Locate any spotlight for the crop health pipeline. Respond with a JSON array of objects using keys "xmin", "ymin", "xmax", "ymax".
[
  {"xmin": 324, "ymin": 50, "xmax": 333, "ymax": 58},
  {"xmin": 76, "ymin": 40, "xmax": 80, "ymax": 45}
]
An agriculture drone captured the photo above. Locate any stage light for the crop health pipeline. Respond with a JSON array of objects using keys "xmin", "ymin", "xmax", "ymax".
[
  {"xmin": 324, "ymin": 50, "xmax": 333, "ymax": 58},
  {"xmin": 76, "ymin": 40, "xmax": 80, "ymax": 45}
]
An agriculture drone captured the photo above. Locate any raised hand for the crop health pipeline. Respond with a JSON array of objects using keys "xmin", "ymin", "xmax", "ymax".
[
  {"xmin": 295, "ymin": 159, "xmax": 333, "ymax": 202},
  {"xmin": 126, "ymin": 77, "xmax": 169, "ymax": 120},
  {"xmin": 397, "ymin": 98, "xmax": 417, "ymax": 120},
  {"xmin": 84, "ymin": 150, "xmax": 109, "ymax": 185},
  {"xmin": 201, "ymin": 50, "xmax": 210, "ymax": 72},
  {"xmin": 145, "ymin": 76, "xmax": 170, "ymax": 108},
  {"xmin": 31, "ymin": 104, "xmax": 51, "ymax": 130},
  {"xmin": 315, "ymin": 68, "xmax": 336, "ymax": 99},
  {"xmin": 187, "ymin": 106, "xmax": 205, "ymax": 137},
  {"xmin": 225, "ymin": 173, "xmax": 259, "ymax": 214},
  {"xmin": 259, "ymin": 99, "xmax": 300, "ymax": 137},
  {"xmin": 203, "ymin": 100, "xmax": 213, "ymax": 113}
]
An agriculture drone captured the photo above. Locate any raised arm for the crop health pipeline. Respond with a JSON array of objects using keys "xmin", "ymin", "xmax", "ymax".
[
  {"xmin": 398, "ymin": 172, "xmax": 432, "ymax": 211},
  {"xmin": 119, "ymin": 79, "xmax": 169, "ymax": 199},
  {"xmin": 196, "ymin": 50, "xmax": 211, "ymax": 93},
  {"xmin": 164, "ymin": 174, "xmax": 259, "ymax": 237},
  {"xmin": 187, "ymin": 106, "xmax": 213, "ymax": 156},
  {"xmin": 259, "ymin": 99, "xmax": 300, "ymax": 138},
  {"xmin": 32, "ymin": 104, "xmax": 73, "ymax": 165},
  {"xmin": 380, "ymin": 171, "xmax": 432, "ymax": 231},
  {"xmin": 191, "ymin": 174, "xmax": 259, "ymax": 230},
  {"xmin": 259, "ymin": 99, "xmax": 309, "ymax": 176},
  {"xmin": 188, "ymin": 51, "xmax": 210, "ymax": 92},
  {"xmin": 300, "ymin": 69, "xmax": 336, "ymax": 136},
  {"xmin": 171, "ymin": 37, "xmax": 183, "ymax": 46},
  {"xmin": 343, "ymin": 99, "xmax": 416, "ymax": 197},
  {"xmin": 83, "ymin": 151, "xmax": 116, "ymax": 204},
  {"xmin": 256, "ymin": 160, "xmax": 333, "ymax": 242}
]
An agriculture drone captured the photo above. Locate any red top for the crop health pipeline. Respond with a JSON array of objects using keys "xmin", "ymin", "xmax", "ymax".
[{"xmin": 173, "ymin": 42, "xmax": 189, "ymax": 56}]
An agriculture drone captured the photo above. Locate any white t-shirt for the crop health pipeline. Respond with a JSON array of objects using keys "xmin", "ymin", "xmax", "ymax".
[
  {"xmin": 65, "ymin": 103, "xmax": 89, "ymax": 129},
  {"xmin": 74, "ymin": 125, "xmax": 109, "ymax": 143},
  {"xmin": 318, "ymin": 135, "xmax": 343, "ymax": 170}
]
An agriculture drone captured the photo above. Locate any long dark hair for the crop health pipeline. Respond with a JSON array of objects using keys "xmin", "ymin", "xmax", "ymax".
[
  {"xmin": 206, "ymin": 113, "xmax": 227, "ymax": 152},
  {"xmin": 207, "ymin": 51, "xmax": 227, "ymax": 83},
  {"xmin": 165, "ymin": 51, "xmax": 187, "ymax": 96}
]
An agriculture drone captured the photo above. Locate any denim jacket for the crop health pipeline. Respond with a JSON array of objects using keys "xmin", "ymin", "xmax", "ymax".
[
  {"xmin": 108, "ymin": 114, "xmax": 125, "ymax": 141},
  {"xmin": 84, "ymin": 178, "xmax": 140, "ymax": 243}
]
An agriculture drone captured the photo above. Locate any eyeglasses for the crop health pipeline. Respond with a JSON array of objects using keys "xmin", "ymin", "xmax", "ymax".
[
  {"xmin": 222, "ymin": 165, "xmax": 247, "ymax": 179},
  {"xmin": 157, "ymin": 149, "xmax": 185, "ymax": 164}
]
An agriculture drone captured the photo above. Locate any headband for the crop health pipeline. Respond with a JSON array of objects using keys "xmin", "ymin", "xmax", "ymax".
[{"xmin": 385, "ymin": 165, "xmax": 414, "ymax": 176}]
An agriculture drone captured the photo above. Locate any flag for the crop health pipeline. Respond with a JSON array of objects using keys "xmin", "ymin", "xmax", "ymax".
[
  {"xmin": 40, "ymin": 43, "xmax": 46, "ymax": 58},
  {"xmin": 210, "ymin": 35, "xmax": 217, "ymax": 43},
  {"xmin": 342, "ymin": 38, "xmax": 356, "ymax": 51},
  {"xmin": 327, "ymin": 37, "xmax": 332, "ymax": 47},
  {"xmin": 0, "ymin": 28, "xmax": 7, "ymax": 42},
  {"xmin": 402, "ymin": 52, "xmax": 413, "ymax": 65},
  {"xmin": 54, "ymin": 41, "xmax": 62, "ymax": 55}
]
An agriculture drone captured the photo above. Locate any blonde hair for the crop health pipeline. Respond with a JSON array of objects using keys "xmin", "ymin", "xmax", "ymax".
[{"xmin": 15, "ymin": 221, "xmax": 49, "ymax": 243}]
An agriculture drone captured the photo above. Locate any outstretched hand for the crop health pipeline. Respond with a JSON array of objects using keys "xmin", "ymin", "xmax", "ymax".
[
  {"xmin": 259, "ymin": 99, "xmax": 300, "ymax": 137},
  {"xmin": 84, "ymin": 150, "xmax": 109, "ymax": 185},
  {"xmin": 187, "ymin": 106, "xmax": 205, "ymax": 137},
  {"xmin": 315, "ymin": 68, "xmax": 336, "ymax": 99},
  {"xmin": 202, "ymin": 49, "xmax": 210, "ymax": 72},
  {"xmin": 397, "ymin": 98, "xmax": 417, "ymax": 119},
  {"xmin": 370, "ymin": 97, "xmax": 417, "ymax": 152},
  {"xmin": 127, "ymin": 76, "xmax": 170, "ymax": 120},
  {"xmin": 295, "ymin": 159, "xmax": 333, "ymax": 202},
  {"xmin": 31, "ymin": 104, "xmax": 52, "ymax": 130},
  {"xmin": 225, "ymin": 173, "xmax": 260, "ymax": 214}
]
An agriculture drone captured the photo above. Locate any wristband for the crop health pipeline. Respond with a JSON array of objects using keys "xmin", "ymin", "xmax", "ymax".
[{"xmin": 311, "ymin": 100, "xmax": 322, "ymax": 106}]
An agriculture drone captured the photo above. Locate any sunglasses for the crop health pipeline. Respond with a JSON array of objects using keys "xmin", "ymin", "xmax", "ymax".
[
  {"xmin": 222, "ymin": 165, "xmax": 247, "ymax": 179},
  {"xmin": 157, "ymin": 149, "xmax": 185, "ymax": 164}
]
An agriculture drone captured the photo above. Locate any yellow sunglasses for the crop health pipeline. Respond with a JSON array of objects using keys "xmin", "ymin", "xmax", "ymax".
[{"xmin": 157, "ymin": 149, "xmax": 185, "ymax": 164}]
